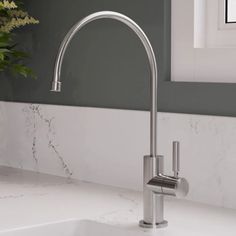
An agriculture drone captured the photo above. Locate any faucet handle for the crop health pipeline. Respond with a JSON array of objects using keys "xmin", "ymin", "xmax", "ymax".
[{"xmin": 172, "ymin": 141, "xmax": 180, "ymax": 178}]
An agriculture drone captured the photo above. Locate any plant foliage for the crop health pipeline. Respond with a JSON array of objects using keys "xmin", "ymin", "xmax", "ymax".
[{"xmin": 0, "ymin": 0, "xmax": 39, "ymax": 78}]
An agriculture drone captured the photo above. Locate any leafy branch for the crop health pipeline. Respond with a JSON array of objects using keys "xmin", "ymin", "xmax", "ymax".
[{"xmin": 0, "ymin": 0, "xmax": 39, "ymax": 78}]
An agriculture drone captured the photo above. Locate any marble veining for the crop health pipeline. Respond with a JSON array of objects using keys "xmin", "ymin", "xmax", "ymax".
[
  {"xmin": 22, "ymin": 104, "xmax": 72, "ymax": 177},
  {"xmin": 0, "ymin": 101, "xmax": 236, "ymax": 210},
  {"xmin": 0, "ymin": 194, "xmax": 25, "ymax": 200},
  {"xmin": 0, "ymin": 167, "xmax": 235, "ymax": 235}
]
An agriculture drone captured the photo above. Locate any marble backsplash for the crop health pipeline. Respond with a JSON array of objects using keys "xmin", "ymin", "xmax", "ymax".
[{"xmin": 0, "ymin": 101, "xmax": 236, "ymax": 210}]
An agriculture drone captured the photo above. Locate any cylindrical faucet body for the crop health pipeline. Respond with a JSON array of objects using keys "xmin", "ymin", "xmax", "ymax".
[{"xmin": 140, "ymin": 156, "xmax": 168, "ymax": 227}]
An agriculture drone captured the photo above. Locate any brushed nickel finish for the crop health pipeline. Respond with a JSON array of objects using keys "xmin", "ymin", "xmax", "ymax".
[
  {"xmin": 173, "ymin": 141, "xmax": 180, "ymax": 178},
  {"xmin": 51, "ymin": 11, "xmax": 158, "ymax": 157},
  {"xmin": 50, "ymin": 11, "xmax": 189, "ymax": 229}
]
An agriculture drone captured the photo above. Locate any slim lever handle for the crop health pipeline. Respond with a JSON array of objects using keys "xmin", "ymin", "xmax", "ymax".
[{"xmin": 172, "ymin": 141, "xmax": 180, "ymax": 178}]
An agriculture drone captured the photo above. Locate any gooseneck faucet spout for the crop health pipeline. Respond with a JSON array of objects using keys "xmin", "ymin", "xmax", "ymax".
[
  {"xmin": 51, "ymin": 11, "xmax": 189, "ymax": 228},
  {"xmin": 51, "ymin": 11, "xmax": 158, "ymax": 157}
]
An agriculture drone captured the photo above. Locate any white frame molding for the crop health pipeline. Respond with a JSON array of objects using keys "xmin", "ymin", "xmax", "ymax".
[
  {"xmin": 171, "ymin": 0, "xmax": 236, "ymax": 83},
  {"xmin": 204, "ymin": 0, "xmax": 236, "ymax": 47},
  {"xmin": 223, "ymin": 0, "xmax": 236, "ymax": 26},
  {"xmin": 218, "ymin": 0, "xmax": 236, "ymax": 30}
]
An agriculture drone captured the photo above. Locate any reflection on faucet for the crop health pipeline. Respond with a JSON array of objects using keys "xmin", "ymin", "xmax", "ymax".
[{"xmin": 50, "ymin": 11, "xmax": 189, "ymax": 228}]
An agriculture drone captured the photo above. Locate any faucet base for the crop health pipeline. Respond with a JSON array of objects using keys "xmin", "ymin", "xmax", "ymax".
[{"xmin": 139, "ymin": 220, "xmax": 168, "ymax": 229}]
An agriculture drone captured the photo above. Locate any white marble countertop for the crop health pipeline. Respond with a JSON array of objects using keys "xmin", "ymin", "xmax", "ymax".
[{"xmin": 0, "ymin": 166, "xmax": 235, "ymax": 235}]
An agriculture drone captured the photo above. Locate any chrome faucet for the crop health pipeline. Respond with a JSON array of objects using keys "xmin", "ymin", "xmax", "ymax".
[{"xmin": 50, "ymin": 11, "xmax": 189, "ymax": 228}]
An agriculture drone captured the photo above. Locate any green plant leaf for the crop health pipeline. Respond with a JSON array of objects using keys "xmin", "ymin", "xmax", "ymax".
[
  {"xmin": 11, "ymin": 50, "xmax": 29, "ymax": 59},
  {"xmin": 0, "ymin": 48, "xmax": 10, "ymax": 53},
  {"xmin": 11, "ymin": 64, "xmax": 36, "ymax": 78},
  {"xmin": 0, "ymin": 52, "xmax": 4, "ymax": 61},
  {"xmin": 0, "ymin": 1, "xmax": 38, "ymax": 79}
]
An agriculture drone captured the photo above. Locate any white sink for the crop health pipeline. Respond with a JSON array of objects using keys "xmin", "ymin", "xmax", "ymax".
[{"xmin": 0, "ymin": 220, "xmax": 147, "ymax": 236}]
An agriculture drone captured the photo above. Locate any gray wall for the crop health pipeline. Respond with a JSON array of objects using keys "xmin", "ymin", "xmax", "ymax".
[
  {"xmin": 0, "ymin": 0, "xmax": 171, "ymax": 111},
  {"xmin": 3, "ymin": 1, "xmax": 234, "ymax": 117}
]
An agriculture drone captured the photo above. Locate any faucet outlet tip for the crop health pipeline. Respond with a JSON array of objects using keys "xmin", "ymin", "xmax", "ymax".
[{"xmin": 51, "ymin": 81, "xmax": 62, "ymax": 92}]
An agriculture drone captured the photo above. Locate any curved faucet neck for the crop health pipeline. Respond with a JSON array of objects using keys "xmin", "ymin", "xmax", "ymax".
[{"xmin": 51, "ymin": 11, "xmax": 158, "ymax": 157}]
